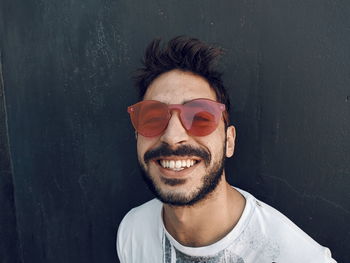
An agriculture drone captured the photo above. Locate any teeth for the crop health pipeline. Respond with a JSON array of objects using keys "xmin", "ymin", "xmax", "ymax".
[
  {"xmin": 175, "ymin": 160, "xmax": 182, "ymax": 168},
  {"xmin": 159, "ymin": 159, "xmax": 198, "ymax": 170},
  {"xmin": 161, "ymin": 160, "xmax": 166, "ymax": 167}
]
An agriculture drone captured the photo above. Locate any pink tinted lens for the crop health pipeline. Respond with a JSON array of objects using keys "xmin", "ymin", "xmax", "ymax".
[
  {"xmin": 180, "ymin": 99, "xmax": 224, "ymax": 136},
  {"xmin": 128, "ymin": 100, "xmax": 169, "ymax": 137}
]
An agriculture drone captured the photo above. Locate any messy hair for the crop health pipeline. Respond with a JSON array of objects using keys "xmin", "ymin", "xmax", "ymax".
[{"xmin": 134, "ymin": 36, "xmax": 231, "ymax": 125}]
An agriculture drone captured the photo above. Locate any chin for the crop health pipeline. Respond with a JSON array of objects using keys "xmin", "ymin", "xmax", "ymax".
[{"xmin": 138, "ymin": 156, "xmax": 225, "ymax": 207}]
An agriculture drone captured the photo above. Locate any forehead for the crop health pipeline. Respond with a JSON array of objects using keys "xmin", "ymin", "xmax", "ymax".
[{"xmin": 143, "ymin": 70, "xmax": 217, "ymax": 104}]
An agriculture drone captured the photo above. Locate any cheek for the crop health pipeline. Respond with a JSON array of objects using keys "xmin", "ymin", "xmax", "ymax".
[
  {"xmin": 136, "ymin": 138, "xmax": 146, "ymax": 164},
  {"xmin": 136, "ymin": 137, "xmax": 158, "ymax": 163},
  {"xmin": 197, "ymin": 135, "xmax": 225, "ymax": 164},
  {"xmin": 211, "ymin": 129, "xmax": 226, "ymax": 157}
]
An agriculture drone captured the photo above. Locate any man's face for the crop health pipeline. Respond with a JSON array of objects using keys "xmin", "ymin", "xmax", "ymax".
[{"xmin": 136, "ymin": 69, "xmax": 235, "ymax": 206}]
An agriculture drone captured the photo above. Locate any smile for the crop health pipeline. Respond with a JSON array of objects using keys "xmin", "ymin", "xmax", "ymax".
[
  {"xmin": 158, "ymin": 159, "xmax": 198, "ymax": 171},
  {"xmin": 155, "ymin": 157, "xmax": 201, "ymax": 172}
]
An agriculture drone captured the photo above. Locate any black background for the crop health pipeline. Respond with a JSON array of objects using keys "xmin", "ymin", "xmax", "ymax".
[{"xmin": 0, "ymin": 0, "xmax": 349, "ymax": 262}]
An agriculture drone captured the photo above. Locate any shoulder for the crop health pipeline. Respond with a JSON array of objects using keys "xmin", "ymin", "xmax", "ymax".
[
  {"xmin": 120, "ymin": 198, "xmax": 162, "ymax": 225},
  {"xmin": 117, "ymin": 198, "xmax": 162, "ymax": 238},
  {"xmin": 236, "ymin": 188, "xmax": 336, "ymax": 263},
  {"xmin": 116, "ymin": 199, "xmax": 164, "ymax": 262},
  {"xmin": 237, "ymin": 187, "xmax": 314, "ymax": 239}
]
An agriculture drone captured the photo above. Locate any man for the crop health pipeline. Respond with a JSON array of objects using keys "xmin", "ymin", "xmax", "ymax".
[{"xmin": 117, "ymin": 36, "xmax": 336, "ymax": 263}]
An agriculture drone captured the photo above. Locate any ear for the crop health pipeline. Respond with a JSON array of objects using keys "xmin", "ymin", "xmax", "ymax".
[{"xmin": 225, "ymin": 125, "xmax": 236, "ymax": 158}]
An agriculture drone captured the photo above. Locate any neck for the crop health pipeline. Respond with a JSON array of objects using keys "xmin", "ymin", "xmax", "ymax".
[{"xmin": 162, "ymin": 174, "xmax": 245, "ymax": 247}]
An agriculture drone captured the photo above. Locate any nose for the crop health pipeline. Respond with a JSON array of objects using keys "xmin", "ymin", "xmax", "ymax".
[{"xmin": 159, "ymin": 111, "xmax": 189, "ymax": 145}]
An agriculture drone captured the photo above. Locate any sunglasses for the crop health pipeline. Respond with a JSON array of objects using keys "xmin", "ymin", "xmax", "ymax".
[{"xmin": 127, "ymin": 98, "xmax": 227, "ymax": 137}]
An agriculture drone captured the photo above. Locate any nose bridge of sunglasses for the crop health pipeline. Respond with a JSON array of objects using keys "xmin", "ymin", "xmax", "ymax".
[{"xmin": 164, "ymin": 104, "xmax": 191, "ymax": 130}]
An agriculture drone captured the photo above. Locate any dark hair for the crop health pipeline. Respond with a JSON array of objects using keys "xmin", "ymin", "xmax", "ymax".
[{"xmin": 134, "ymin": 36, "xmax": 230, "ymax": 125}]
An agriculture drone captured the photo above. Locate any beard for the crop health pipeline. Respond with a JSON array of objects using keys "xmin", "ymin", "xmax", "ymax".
[{"xmin": 138, "ymin": 142, "xmax": 226, "ymax": 207}]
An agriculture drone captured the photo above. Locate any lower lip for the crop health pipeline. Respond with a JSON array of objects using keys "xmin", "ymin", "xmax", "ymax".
[{"xmin": 153, "ymin": 160, "xmax": 200, "ymax": 178}]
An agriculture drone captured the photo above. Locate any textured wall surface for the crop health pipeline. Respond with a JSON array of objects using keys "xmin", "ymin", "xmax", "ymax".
[
  {"xmin": 0, "ymin": 0, "xmax": 349, "ymax": 262},
  {"xmin": 0, "ymin": 52, "xmax": 21, "ymax": 263}
]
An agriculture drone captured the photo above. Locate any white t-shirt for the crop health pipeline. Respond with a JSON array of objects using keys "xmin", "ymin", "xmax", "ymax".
[{"xmin": 117, "ymin": 188, "xmax": 337, "ymax": 263}]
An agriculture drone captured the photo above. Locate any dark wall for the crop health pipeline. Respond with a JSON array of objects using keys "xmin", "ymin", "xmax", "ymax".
[
  {"xmin": 0, "ymin": 0, "xmax": 349, "ymax": 262},
  {"xmin": 0, "ymin": 52, "xmax": 21, "ymax": 263}
]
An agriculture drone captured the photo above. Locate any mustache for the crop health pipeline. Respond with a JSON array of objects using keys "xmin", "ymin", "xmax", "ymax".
[{"xmin": 144, "ymin": 144, "xmax": 211, "ymax": 165}]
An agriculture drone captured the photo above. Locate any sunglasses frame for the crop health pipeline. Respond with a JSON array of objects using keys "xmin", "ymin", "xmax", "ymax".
[{"xmin": 127, "ymin": 98, "xmax": 228, "ymax": 137}]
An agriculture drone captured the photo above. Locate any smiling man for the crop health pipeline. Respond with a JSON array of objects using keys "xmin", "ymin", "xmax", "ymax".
[{"xmin": 116, "ymin": 36, "xmax": 336, "ymax": 263}]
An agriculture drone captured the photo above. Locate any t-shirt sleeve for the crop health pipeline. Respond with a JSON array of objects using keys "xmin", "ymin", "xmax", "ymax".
[
  {"xmin": 324, "ymin": 247, "xmax": 337, "ymax": 263},
  {"xmin": 116, "ymin": 217, "xmax": 126, "ymax": 263}
]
